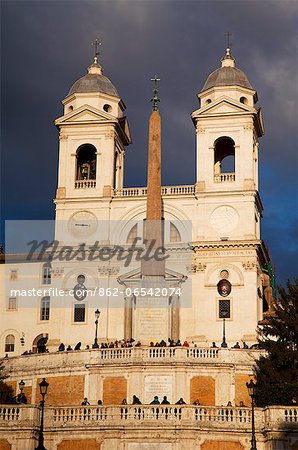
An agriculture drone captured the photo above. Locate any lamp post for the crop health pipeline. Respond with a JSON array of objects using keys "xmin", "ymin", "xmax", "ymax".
[
  {"xmin": 36, "ymin": 378, "xmax": 49, "ymax": 450},
  {"xmin": 92, "ymin": 309, "xmax": 100, "ymax": 349},
  {"xmin": 221, "ymin": 316, "xmax": 228, "ymax": 348},
  {"xmin": 246, "ymin": 379, "xmax": 257, "ymax": 450},
  {"xmin": 18, "ymin": 380, "xmax": 25, "ymax": 403}
]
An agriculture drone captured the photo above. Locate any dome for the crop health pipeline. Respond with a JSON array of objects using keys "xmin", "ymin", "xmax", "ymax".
[
  {"xmin": 68, "ymin": 60, "xmax": 119, "ymax": 98},
  {"xmin": 201, "ymin": 48, "xmax": 253, "ymax": 93}
]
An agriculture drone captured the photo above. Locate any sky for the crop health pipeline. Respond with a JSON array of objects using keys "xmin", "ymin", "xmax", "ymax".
[{"xmin": 1, "ymin": 0, "xmax": 298, "ymax": 286}]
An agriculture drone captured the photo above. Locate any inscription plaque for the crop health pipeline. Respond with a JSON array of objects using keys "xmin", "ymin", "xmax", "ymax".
[
  {"xmin": 134, "ymin": 297, "xmax": 169, "ymax": 343},
  {"xmin": 144, "ymin": 375, "xmax": 173, "ymax": 404}
]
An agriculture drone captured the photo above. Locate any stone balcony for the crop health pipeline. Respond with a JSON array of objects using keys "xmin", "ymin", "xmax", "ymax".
[
  {"xmin": 74, "ymin": 179, "xmax": 96, "ymax": 188},
  {"xmin": 214, "ymin": 172, "xmax": 235, "ymax": 182},
  {"xmin": 0, "ymin": 405, "xmax": 297, "ymax": 433},
  {"xmin": 5, "ymin": 347, "xmax": 262, "ymax": 374},
  {"xmin": 114, "ymin": 185, "xmax": 195, "ymax": 197}
]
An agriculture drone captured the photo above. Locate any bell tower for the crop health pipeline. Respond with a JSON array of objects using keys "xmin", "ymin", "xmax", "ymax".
[
  {"xmin": 192, "ymin": 47, "xmax": 264, "ymax": 242},
  {"xmin": 54, "ymin": 49, "xmax": 131, "ymax": 243}
]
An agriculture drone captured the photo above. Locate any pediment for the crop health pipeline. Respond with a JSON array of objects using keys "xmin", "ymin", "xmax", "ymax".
[
  {"xmin": 55, "ymin": 105, "xmax": 116, "ymax": 125},
  {"xmin": 118, "ymin": 267, "xmax": 187, "ymax": 285},
  {"xmin": 192, "ymin": 97, "xmax": 255, "ymax": 118}
]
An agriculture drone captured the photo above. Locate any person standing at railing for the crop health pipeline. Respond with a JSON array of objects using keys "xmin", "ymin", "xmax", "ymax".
[
  {"xmin": 81, "ymin": 397, "xmax": 90, "ymax": 405},
  {"xmin": 161, "ymin": 396, "xmax": 170, "ymax": 404},
  {"xmin": 81, "ymin": 397, "xmax": 90, "ymax": 420},
  {"xmin": 150, "ymin": 396, "xmax": 160, "ymax": 404},
  {"xmin": 132, "ymin": 395, "xmax": 142, "ymax": 404}
]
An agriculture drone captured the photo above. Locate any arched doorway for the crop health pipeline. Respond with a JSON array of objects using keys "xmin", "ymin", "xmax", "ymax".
[{"xmin": 32, "ymin": 333, "xmax": 48, "ymax": 353}]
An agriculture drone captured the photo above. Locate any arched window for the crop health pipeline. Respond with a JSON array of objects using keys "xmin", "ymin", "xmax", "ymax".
[
  {"xmin": 5, "ymin": 334, "xmax": 15, "ymax": 352},
  {"xmin": 76, "ymin": 144, "xmax": 97, "ymax": 180},
  {"xmin": 40, "ymin": 296, "xmax": 50, "ymax": 321},
  {"xmin": 170, "ymin": 223, "xmax": 181, "ymax": 242},
  {"xmin": 214, "ymin": 137, "xmax": 235, "ymax": 176},
  {"xmin": 42, "ymin": 262, "xmax": 51, "ymax": 285},
  {"xmin": 127, "ymin": 224, "xmax": 138, "ymax": 244}
]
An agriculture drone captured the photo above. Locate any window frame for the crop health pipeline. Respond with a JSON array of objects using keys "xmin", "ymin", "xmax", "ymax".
[
  {"xmin": 42, "ymin": 262, "xmax": 52, "ymax": 285},
  {"xmin": 40, "ymin": 296, "xmax": 50, "ymax": 321},
  {"xmin": 73, "ymin": 302, "xmax": 87, "ymax": 324},
  {"xmin": 7, "ymin": 297, "xmax": 17, "ymax": 311},
  {"xmin": 216, "ymin": 297, "xmax": 233, "ymax": 321},
  {"xmin": 5, "ymin": 334, "xmax": 15, "ymax": 353},
  {"xmin": 10, "ymin": 270, "xmax": 18, "ymax": 281}
]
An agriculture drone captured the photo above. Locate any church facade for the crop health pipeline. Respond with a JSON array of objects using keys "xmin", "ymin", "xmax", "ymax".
[{"xmin": 1, "ymin": 48, "xmax": 295, "ymax": 450}]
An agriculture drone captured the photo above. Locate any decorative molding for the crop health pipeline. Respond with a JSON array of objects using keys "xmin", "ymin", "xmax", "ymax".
[
  {"xmin": 51, "ymin": 267, "xmax": 65, "ymax": 278},
  {"xmin": 196, "ymin": 127, "xmax": 206, "ymax": 134},
  {"xmin": 59, "ymin": 133, "xmax": 68, "ymax": 141},
  {"xmin": 242, "ymin": 261, "xmax": 257, "ymax": 271},
  {"xmin": 186, "ymin": 262, "xmax": 206, "ymax": 274},
  {"xmin": 98, "ymin": 265, "xmax": 120, "ymax": 276}
]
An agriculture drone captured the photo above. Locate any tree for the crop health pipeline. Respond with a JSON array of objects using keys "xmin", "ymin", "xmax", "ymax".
[
  {"xmin": 0, "ymin": 358, "xmax": 15, "ymax": 404},
  {"xmin": 254, "ymin": 278, "xmax": 298, "ymax": 407}
]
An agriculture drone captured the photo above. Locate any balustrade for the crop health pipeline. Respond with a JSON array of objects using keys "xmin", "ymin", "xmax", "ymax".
[
  {"xmin": 214, "ymin": 173, "xmax": 235, "ymax": 182},
  {"xmin": 1, "ymin": 405, "xmax": 297, "ymax": 433},
  {"xmin": 114, "ymin": 185, "xmax": 195, "ymax": 197},
  {"xmin": 74, "ymin": 180, "xmax": 96, "ymax": 189}
]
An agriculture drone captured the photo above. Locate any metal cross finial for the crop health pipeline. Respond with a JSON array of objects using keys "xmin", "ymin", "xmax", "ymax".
[
  {"xmin": 150, "ymin": 75, "xmax": 161, "ymax": 111},
  {"xmin": 224, "ymin": 32, "xmax": 233, "ymax": 48},
  {"xmin": 92, "ymin": 39, "xmax": 101, "ymax": 58}
]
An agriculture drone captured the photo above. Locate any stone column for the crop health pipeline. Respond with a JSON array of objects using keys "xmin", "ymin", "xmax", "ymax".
[
  {"xmin": 171, "ymin": 294, "xmax": 180, "ymax": 342},
  {"xmin": 124, "ymin": 295, "xmax": 133, "ymax": 340}
]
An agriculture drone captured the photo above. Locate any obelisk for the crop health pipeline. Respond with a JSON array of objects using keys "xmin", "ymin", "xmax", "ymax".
[
  {"xmin": 141, "ymin": 75, "xmax": 165, "ymax": 277},
  {"xmin": 136, "ymin": 76, "xmax": 168, "ymax": 343}
]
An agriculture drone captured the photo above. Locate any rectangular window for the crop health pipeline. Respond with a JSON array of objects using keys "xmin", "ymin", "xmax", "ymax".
[
  {"xmin": 219, "ymin": 299, "xmax": 231, "ymax": 319},
  {"xmin": 8, "ymin": 297, "xmax": 17, "ymax": 310},
  {"xmin": 42, "ymin": 264, "xmax": 51, "ymax": 285},
  {"xmin": 10, "ymin": 270, "xmax": 18, "ymax": 281},
  {"xmin": 40, "ymin": 297, "xmax": 50, "ymax": 321},
  {"xmin": 74, "ymin": 303, "xmax": 86, "ymax": 323}
]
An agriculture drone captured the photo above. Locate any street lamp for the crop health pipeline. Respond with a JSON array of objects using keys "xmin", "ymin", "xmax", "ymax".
[
  {"xmin": 36, "ymin": 378, "xmax": 49, "ymax": 450},
  {"xmin": 92, "ymin": 309, "xmax": 100, "ymax": 349},
  {"xmin": 220, "ymin": 311, "xmax": 228, "ymax": 348},
  {"xmin": 18, "ymin": 380, "xmax": 25, "ymax": 404},
  {"xmin": 246, "ymin": 379, "xmax": 257, "ymax": 450}
]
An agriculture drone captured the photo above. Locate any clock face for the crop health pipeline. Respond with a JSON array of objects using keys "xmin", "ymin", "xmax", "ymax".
[
  {"xmin": 210, "ymin": 206, "xmax": 239, "ymax": 234},
  {"xmin": 68, "ymin": 211, "xmax": 98, "ymax": 238}
]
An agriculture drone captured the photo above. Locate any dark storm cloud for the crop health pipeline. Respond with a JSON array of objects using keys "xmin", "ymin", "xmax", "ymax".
[{"xmin": 1, "ymin": 0, "xmax": 298, "ymax": 285}]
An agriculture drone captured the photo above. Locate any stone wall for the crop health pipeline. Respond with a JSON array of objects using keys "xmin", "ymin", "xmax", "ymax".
[
  {"xmin": 57, "ymin": 440, "xmax": 100, "ymax": 450},
  {"xmin": 190, "ymin": 376, "xmax": 215, "ymax": 405},
  {"xmin": 103, "ymin": 376, "xmax": 127, "ymax": 404},
  {"xmin": 0, "ymin": 440, "xmax": 11, "ymax": 450},
  {"xmin": 36, "ymin": 375, "xmax": 85, "ymax": 406},
  {"xmin": 201, "ymin": 441, "xmax": 244, "ymax": 450},
  {"xmin": 235, "ymin": 374, "xmax": 253, "ymax": 406}
]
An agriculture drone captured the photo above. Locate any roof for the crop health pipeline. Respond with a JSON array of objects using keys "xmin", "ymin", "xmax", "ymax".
[
  {"xmin": 201, "ymin": 66, "xmax": 253, "ymax": 92},
  {"xmin": 68, "ymin": 73, "xmax": 119, "ymax": 97}
]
